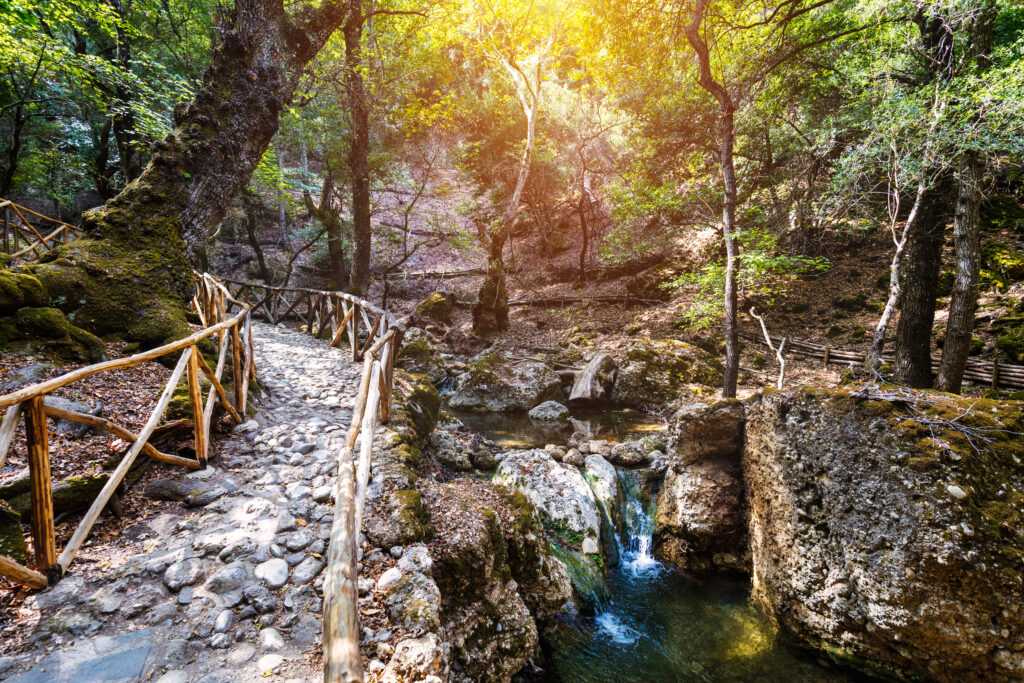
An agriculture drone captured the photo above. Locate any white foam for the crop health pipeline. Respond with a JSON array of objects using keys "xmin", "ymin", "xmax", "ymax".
[{"xmin": 596, "ymin": 610, "xmax": 642, "ymax": 644}]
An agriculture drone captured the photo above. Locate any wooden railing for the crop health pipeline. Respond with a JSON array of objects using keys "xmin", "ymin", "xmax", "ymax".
[
  {"xmin": 740, "ymin": 330, "xmax": 1024, "ymax": 390},
  {"xmin": 0, "ymin": 274, "xmax": 254, "ymax": 588},
  {"xmin": 213, "ymin": 277, "xmax": 405, "ymax": 682},
  {"xmin": 0, "ymin": 199, "xmax": 83, "ymax": 260}
]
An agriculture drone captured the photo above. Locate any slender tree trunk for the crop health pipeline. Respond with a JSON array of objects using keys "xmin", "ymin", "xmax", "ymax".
[
  {"xmin": 719, "ymin": 110, "xmax": 740, "ymax": 398},
  {"xmin": 937, "ymin": 153, "xmax": 982, "ymax": 393},
  {"xmin": 472, "ymin": 52, "xmax": 543, "ymax": 336},
  {"xmin": 685, "ymin": 0, "xmax": 739, "ymax": 397},
  {"xmin": 1, "ymin": 104, "xmax": 25, "ymax": 196},
  {"xmin": 17, "ymin": 0, "xmax": 353, "ymax": 347},
  {"xmin": 894, "ymin": 183, "xmax": 950, "ymax": 387},
  {"xmin": 304, "ymin": 169, "xmax": 349, "ymax": 289},
  {"xmin": 578, "ymin": 199, "xmax": 589, "ymax": 282},
  {"xmin": 868, "ymin": 179, "xmax": 928, "ymax": 367},
  {"xmin": 242, "ymin": 191, "xmax": 272, "ymax": 284},
  {"xmin": 345, "ymin": 14, "xmax": 372, "ymax": 296}
]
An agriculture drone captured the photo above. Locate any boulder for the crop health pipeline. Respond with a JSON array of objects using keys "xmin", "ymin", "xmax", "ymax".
[
  {"xmin": 424, "ymin": 479, "xmax": 572, "ymax": 683},
  {"xmin": 380, "ymin": 633, "xmax": 448, "ymax": 683},
  {"xmin": 429, "ymin": 431, "xmax": 472, "ymax": 471},
  {"xmin": 446, "ymin": 353, "xmax": 561, "ymax": 412},
  {"xmin": 668, "ymin": 399, "xmax": 744, "ymax": 465},
  {"xmin": 414, "ymin": 292, "xmax": 454, "ymax": 325},
  {"xmin": 607, "ymin": 441, "xmax": 648, "ymax": 468},
  {"xmin": 493, "ymin": 449, "xmax": 601, "ymax": 549},
  {"xmin": 393, "ymin": 370, "xmax": 441, "ymax": 441},
  {"xmin": 568, "ymin": 353, "xmax": 617, "ymax": 405},
  {"xmin": 743, "ymin": 387, "xmax": 1024, "ymax": 681},
  {"xmin": 528, "ymin": 400, "xmax": 569, "ymax": 422},
  {"xmin": 0, "ymin": 500, "xmax": 27, "ymax": 565},
  {"xmin": 610, "ymin": 338, "xmax": 723, "ymax": 408},
  {"xmin": 655, "ymin": 399, "xmax": 746, "ymax": 570},
  {"xmin": 364, "ymin": 489, "xmax": 434, "ymax": 548}
]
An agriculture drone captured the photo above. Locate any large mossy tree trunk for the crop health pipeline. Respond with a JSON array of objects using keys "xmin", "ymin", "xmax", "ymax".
[{"xmin": 4, "ymin": 0, "xmax": 352, "ymax": 347}]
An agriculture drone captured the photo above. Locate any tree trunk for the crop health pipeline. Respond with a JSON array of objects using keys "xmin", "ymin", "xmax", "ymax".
[
  {"xmin": 304, "ymin": 168, "xmax": 349, "ymax": 289},
  {"xmin": 345, "ymin": 13, "xmax": 372, "ymax": 296},
  {"xmin": 0, "ymin": 104, "xmax": 25, "ymax": 196},
  {"xmin": 110, "ymin": 0, "xmax": 145, "ymax": 183},
  {"xmin": 685, "ymin": 0, "xmax": 739, "ymax": 398},
  {"xmin": 937, "ymin": 153, "xmax": 982, "ymax": 393},
  {"xmin": 13, "ymin": 0, "xmax": 353, "ymax": 347},
  {"xmin": 719, "ymin": 110, "xmax": 740, "ymax": 398},
  {"xmin": 868, "ymin": 178, "xmax": 928, "ymax": 368},
  {"xmin": 242, "ymin": 190, "xmax": 272, "ymax": 284},
  {"xmin": 894, "ymin": 184, "xmax": 949, "ymax": 387},
  {"xmin": 473, "ymin": 233, "xmax": 510, "ymax": 335}
]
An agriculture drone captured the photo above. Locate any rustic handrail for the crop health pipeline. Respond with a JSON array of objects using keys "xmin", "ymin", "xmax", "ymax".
[
  {"xmin": 0, "ymin": 199, "xmax": 83, "ymax": 260},
  {"xmin": 740, "ymin": 330, "xmax": 1024, "ymax": 390},
  {"xmin": 0, "ymin": 273, "xmax": 254, "ymax": 587}
]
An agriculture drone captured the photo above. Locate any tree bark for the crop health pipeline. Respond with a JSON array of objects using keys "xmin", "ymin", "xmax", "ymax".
[
  {"xmin": 15, "ymin": 0, "xmax": 354, "ymax": 346},
  {"xmin": 894, "ymin": 184, "xmax": 949, "ymax": 387},
  {"xmin": 304, "ymin": 167, "xmax": 349, "ymax": 289},
  {"xmin": 685, "ymin": 0, "xmax": 739, "ymax": 398},
  {"xmin": 345, "ymin": 11, "xmax": 372, "ymax": 296},
  {"xmin": 109, "ymin": 0, "xmax": 146, "ymax": 183},
  {"xmin": 936, "ymin": 158, "xmax": 982, "ymax": 393}
]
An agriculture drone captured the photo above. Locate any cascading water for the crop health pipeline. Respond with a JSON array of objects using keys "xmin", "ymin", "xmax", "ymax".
[{"xmin": 546, "ymin": 465, "xmax": 861, "ymax": 682}]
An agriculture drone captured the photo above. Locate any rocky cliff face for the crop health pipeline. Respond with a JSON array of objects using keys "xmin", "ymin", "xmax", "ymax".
[{"xmin": 743, "ymin": 387, "xmax": 1024, "ymax": 681}]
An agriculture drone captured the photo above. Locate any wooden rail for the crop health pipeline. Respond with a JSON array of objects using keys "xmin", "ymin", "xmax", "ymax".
[
  {"xmin": 0, "ymin": 274, "xmax": 254, "ymax": 586},
  {"xmin": 740, "ymin": 331, "xmax": 1024, "ymax": 390},
  {"xmin": 0, "ymin": 199, "xmax": 83, "ymax": 261},
  {"xmin": 214, "ymin": 276, "xmax": 405, "ymax": 682}
]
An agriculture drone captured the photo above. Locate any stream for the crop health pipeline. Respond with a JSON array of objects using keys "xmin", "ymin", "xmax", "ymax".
[{"xmin": 458, "ymin": 409, "xmax": 863, "ymax": 682}]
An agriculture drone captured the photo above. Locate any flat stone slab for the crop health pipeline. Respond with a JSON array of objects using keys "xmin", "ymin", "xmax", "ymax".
[{"xmin": 8, "ymin": 629, "xmax": 152, "ymax": 683}]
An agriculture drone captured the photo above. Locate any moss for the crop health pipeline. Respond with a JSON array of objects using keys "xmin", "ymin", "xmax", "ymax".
[
  {"xmin": 983, "ymin": 242, "xmax": 1024, "ymax": 283},
  {"xmin": 831, "ymin": 293, "xmax": 867, "ymax": 311},
  {"xmin": 10, "ymin": 472, "xmax": 110, "ymax": 517},
  {"xmin": 22, "ymin": 236, "xmax": 192, "ymax": 347},
  {"xmin": 394, "ymin": 369, "xmax": 440, "ymax": 441},
  {"xmin": 850, "ymin": 326, "xmax": 867, "ymax": 341},
  {"xmin": 414, "ymin": 292, "xmax": 453, "ymax": 323},
  {"xmin": 826, "ymin": 324, "xmax": 842, "ymax": 338},
  {"xmin": 10, "ymin": 307, "xmax": 105, "ymax": 363},
  {"xmin": 0, "ymin": 253, "xmax": 10, "ymax": 269},
  {"xmin": 392, "ymin": 489, "xmax": 434, "ymax": 543},
  {"xmin": 0, "ymin": 500, "xmax": 27, "ymax": 565},
  {"xmin": 995, "ymin": 318, "xmax": 1024, "ymax": 362},
  {"xmin": 0, "ymin": 270, "xmax": 46, "ymax": 315}
]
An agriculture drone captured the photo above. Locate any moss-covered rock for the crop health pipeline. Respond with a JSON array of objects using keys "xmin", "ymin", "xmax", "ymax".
[
  {"xmin": 447, "ymin": 353, "xmax": 561, "ymax": 412},
  {"xmin": 994, "ymin": 316, "xmax": 1024, "ymax": 362},
  {"xmin": 983, "ymin": 242, "xmax": 1024, "ymax": 288},
  {"xmin": 396, "ymin": 336, "xmax": 447, "ymax": 386},
  {"xmin": 394, "ymin": 369, "xmax": 440, "ymax": 441},
  {"xmin": 610, "ymin": 338, "xmax": 723, "ymax": 408},
  {"xmin": 425, "ymin": 478, "xmax": 572, "ymax": 682},
  {"xmin": 0, "ymin": 500, "xmax": 27, "ymax": 565},
  {"xmin": 0, "ymin": 270, "xmax": 46, "ymax": 314},
  {"xmin": 744, "ymin": 386, "xmax": 1024, "ymax": 681},
  {"xmin": 364, "ymin": 489, "xmax": 434, "ymax": 548},
  {"xmin": 415, "ymin": 292, "xmax": 454, "ymax": 324},
  {"xmin": 10, "ymin": 472, "xmax": 111, "ymax": 517},
  {"xmin": 5, "ymin": 307, "xmax": 106, "ymax": 363}
]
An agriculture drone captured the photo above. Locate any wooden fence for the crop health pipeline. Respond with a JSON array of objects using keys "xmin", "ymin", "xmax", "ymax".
[
  {"xmin": 740, "ymin": 330, "xmax": 1024, "ymax": 390},
  {"xmin": 0, "ymin": 274, "xmax": 253, "ymax": 588},
  {"xmin": 215, "ymin": 276, "xmax": 405, "ymax": 682},
  {"xmin": 0, "ymin": 199, "xmax": 83, "ymax": 261}
]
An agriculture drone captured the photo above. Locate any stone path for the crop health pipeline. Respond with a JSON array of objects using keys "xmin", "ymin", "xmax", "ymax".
[{"xmin": 1, "ymin": 322, "xmax": 380, "ymax": 682}]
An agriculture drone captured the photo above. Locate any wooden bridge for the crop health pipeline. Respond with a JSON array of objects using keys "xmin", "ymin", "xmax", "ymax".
[
  {"xmin": 0, "ymin": 272, "xmax": 404, "ymax": 682},
  {"xmin": 0, "ymin": 199, "xmax": 83, "ymax": 261}
]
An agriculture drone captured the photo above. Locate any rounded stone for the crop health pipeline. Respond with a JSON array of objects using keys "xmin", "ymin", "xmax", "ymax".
[{"xmin": 255, "ymin": 558, "xmax": 289, "ymax": 588}]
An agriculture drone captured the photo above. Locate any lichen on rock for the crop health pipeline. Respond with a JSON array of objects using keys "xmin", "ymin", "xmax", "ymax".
[{"xmin": 446, "ymin": 353, "xmax": 561, "ymax": 412}]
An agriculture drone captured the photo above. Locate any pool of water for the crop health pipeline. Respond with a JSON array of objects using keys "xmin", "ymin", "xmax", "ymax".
[
  {"xmin": 447, "ymin": 408, "xmax": 665, "ymax": 449},
  {"xmin": 541, "ymin": 472, "xmax": 864, "ymax": 683}
]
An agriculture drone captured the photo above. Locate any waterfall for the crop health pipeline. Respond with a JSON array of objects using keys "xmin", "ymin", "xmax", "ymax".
[{"xmin": 616, "ymin": 470, "xmax": 660, "ymax": 576}]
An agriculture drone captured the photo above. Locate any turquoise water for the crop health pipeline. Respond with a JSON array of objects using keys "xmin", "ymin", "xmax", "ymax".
[{"xmin": 542, "ymin": 474, "xmax": 863, "ymax": 683}]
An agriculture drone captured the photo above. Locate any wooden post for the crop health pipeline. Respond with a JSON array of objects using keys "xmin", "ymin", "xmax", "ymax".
[
  {"xmin": 24, "ymin": 397, "xmax": 56, "ymax": 576},
  {"xmin": 992, "ymin": 359, "xmax": 1000, "ymax": 390},
  {"xmin": 350, "ymin": 304, "xmax": 360, "ymax": 362},
  {"xmin": 3, "ymin": 204, "xmax": 9, "ymax": 253},
  {"xmin": 187, "ymin": 346, "xmax": 207, "ymax": 468},
  {"xmin": 0, "ymin": 403, "xmax": 22, "ymax": 469},
  {"xmin": 824, "ymin": 346, "xmax": 831, "ymax": 366},
  {"xmin": 380, "ymin": 329, "xmax": 402, "ymax": 424},
  {"xmin": 0, "ymin": 554, "xmax": 48, "ymax": 589},
  {"xmin": 231, "ymin": 323, "xmax": 243, "ymax": 411}
]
